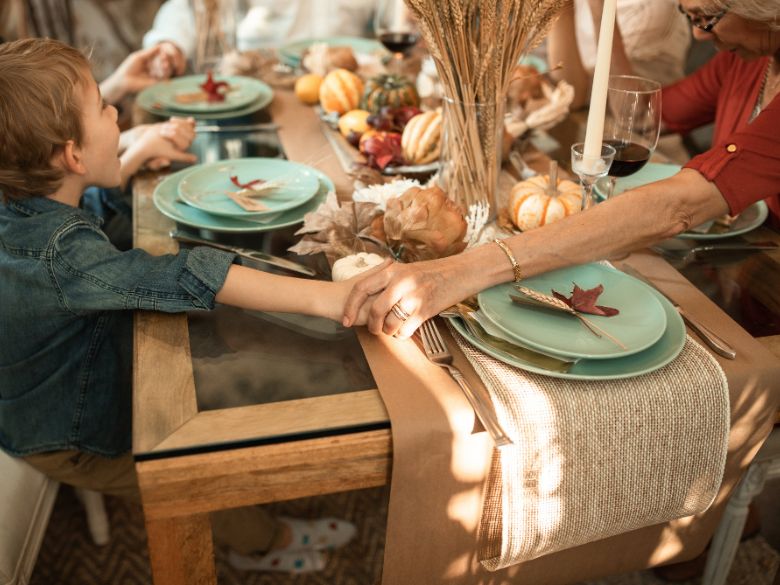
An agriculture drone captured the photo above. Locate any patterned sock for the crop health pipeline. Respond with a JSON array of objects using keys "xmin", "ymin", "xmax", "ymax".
[
  {"xmin": 278, "ymin": 516, "xmax": 357, "ymax": 552},
  {"xmin": 227, "ymin": 549, "xmax": 326, "ymax": 573}
]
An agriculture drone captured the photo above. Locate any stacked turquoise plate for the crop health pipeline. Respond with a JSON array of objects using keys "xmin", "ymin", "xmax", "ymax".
[
  {"xmin": 152, "ymin": 159, "xmax": 332, "ymax": 233},
  {"xmin": 137, "ymin": 74, "xmax": 274, "ymax": 120},
  {"xmin": 448, "ymin": 263, "xmax": 686, "ymax": 380}
]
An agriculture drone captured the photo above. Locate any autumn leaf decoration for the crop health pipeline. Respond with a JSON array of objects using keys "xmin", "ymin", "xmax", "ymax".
[
  {"xmin": 199, "ymin": 71, "xmax": 229, "ymax": 102},
  {"xmin": 552, "ymin": 284, "xmax": 619, "ymax": 316},
  {"xmin": 511, "ymin": 283, "xmax": 626, "ymax": 350}
]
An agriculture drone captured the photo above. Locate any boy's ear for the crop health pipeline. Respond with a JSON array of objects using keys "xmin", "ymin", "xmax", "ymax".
[{"xmin": 60, "ymin": 140, "xmax": 87, "ymax": 176}]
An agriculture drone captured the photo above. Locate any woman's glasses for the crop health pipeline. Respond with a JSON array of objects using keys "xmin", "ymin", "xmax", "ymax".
[{"xmin": 677, "ymin": 3, "xmax": 729, "ymax": 32}]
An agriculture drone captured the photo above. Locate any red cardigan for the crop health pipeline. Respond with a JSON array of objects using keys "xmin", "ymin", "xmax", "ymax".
[{"xmin": 662, "ymin": 51, "xmax": 780, "ymax": 226}]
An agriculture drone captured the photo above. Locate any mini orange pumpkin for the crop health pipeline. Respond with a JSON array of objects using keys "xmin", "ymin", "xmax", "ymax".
[
  {"xmin": 509, "ymin": 174, "xmax": 582, "ymax": 231},
  {"xmin": 319, "ymin": 69, "xmax": 364, "ymax": 115}
]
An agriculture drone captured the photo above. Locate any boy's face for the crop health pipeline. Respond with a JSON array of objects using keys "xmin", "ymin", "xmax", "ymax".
[{"xmin": 78, "ymin": 75, "xmax": 121, "ymax": 187}]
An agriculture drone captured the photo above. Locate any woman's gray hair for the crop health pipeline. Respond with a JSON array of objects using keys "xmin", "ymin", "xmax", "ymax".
[{"xmin": 710, "ymin": 0, "xmax": 780, "ymax": 29}]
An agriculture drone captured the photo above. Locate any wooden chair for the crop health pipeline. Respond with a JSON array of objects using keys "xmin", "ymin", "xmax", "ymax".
[{"xmin": 703, "ymin": 426, "xmax": 780, "ymax": 585}]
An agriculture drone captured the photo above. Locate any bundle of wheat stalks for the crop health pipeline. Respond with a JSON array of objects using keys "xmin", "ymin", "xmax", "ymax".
[{"xmin": 405, "ymin": 0, "xmax": 566, "ymax": 212}]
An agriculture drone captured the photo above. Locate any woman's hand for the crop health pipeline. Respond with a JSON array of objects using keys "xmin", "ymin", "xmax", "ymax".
[
  {"xmin": 118, "ymin": 117, "xmax": 195, "ymax": 156},
  {"xmin": 342, "ymin": 256, "xmax": 477, "ymax": 339}
]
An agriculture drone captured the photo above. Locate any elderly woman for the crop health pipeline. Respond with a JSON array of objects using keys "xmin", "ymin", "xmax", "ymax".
[{"xmin": 343, "ymin": 0, "xmax": 780, "ymax": 338}]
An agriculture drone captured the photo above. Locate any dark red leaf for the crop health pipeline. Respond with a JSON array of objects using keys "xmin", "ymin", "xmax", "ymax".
[
  {"xmin": 230, "ymin": 175, "xmax": 265, "ymax": 189},
  {"xmin": 361, "ymin": 132, "xmax": 405, "ymax": 170},
  {"xmin": 199, "ymin": 70, "xmax": 229, "ymax": 103},
  {"xmin": 551, "ymin": 283, "xmax": 619, "ymax": 316}
]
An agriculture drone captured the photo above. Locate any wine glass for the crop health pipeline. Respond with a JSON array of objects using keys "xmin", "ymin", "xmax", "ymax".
[
  {"xmin": 602, "ymin": 75, "xmax": 662, "ymax": 197},
  {"xmin": 374, "ymin": 0, "xmax": 420, "ymax": 75},
  {"xmin": 571, "ymin": 142, "xmax": 616, "ymax": 210}
]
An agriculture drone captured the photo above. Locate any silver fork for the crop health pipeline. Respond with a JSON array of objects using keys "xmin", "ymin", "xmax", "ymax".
[{"xmin": 419, "ymin": 320, "xmax": 513, "ymax": 448}]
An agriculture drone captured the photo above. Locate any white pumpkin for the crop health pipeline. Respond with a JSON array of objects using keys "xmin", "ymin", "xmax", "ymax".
[
  {"xmin": 331, "ymin": 253, "xmax": 386, "ymax": 282},
  {"xmin": 401, "ymin": 110, "xmax": 442, "ymax": 165},
  {"xmin": 509, "ymin": 174, "xmax": 582, "ymax": 231}
]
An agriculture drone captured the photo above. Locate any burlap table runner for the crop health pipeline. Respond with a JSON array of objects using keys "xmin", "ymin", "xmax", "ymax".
[{"xmin": 448, "ymin": 330, "xmax": 730, "ymax": 570}]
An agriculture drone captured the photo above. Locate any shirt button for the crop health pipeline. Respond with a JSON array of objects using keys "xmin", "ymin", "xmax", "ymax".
[{"xmin": 726, "ymin": 144, "xmax": 737, "ymax": 153}]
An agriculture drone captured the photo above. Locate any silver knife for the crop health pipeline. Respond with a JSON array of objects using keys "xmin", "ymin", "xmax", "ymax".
[
  {"xmin": 621, "ymin": 265, "xmax": 737, "ymax": 360},
  {"xmin": 195, "ymin": 123, "xmax": 279, "ymax": 133},
  {"xmin": 170, "ymin": 230, "xmax": 316, "ymax": 276}
]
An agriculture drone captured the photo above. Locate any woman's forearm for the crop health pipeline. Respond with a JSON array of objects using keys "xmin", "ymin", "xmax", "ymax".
[{"xmin": 478, "ymin": 169, "xmax": 729, "ymax": 290}]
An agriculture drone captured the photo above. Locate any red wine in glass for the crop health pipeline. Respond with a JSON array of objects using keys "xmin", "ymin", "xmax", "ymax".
[
  {"xmin": 378, "ymin": 32, "xmax": 419, "ymax": 55},
  {"xmin": 604, "ymin": 140, "xmax": 651, "ymax": 178}
]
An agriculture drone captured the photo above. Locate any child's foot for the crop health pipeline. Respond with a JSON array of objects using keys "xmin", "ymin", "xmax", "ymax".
[
  {"xmin": 278, "ymin": 517, "xmax": 357, "ymax": 552},
  {"xmin": 227, "ymin": 549, "xmax": 326, "ymax": 573}
]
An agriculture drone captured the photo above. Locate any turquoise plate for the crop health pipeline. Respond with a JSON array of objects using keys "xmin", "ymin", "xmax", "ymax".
[
  {"xmin": 278, "ymin": 36, "xmax": 387, "ymax": 66},
  {"xmin": 156, "ymin": 75, "xmax": 269, "ymax": 113},
  {"xmin": 478, "ymin": 263, "xmax": 667, "ymax": 360},
  {"xmin": 177, "ymin": 158, "xmax": 320, "ymax": 218},
  {"xmin": 594, "ymin": 162, "xmax": 769, "ymax": 239},
  {"xmin": 153, "ymin": 166, "xmax": 332, "ymax": 233},
  {"xmin": 449, "ymin": 285, "xmax": 685, "ymax": 380},
  {"xmin": 137, "ymin": 81, "xmax": 273, "ymax": 120}
]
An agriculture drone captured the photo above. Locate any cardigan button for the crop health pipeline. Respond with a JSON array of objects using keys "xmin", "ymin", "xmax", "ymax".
[{"xmin": 726, "ymin": 144, "xmax": 737, "ymax": 153}]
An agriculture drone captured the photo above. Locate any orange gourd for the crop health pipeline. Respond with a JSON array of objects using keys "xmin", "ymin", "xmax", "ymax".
[{"xmin": 319, "ymin": 69, "xmax": 364, "ymax": 115}]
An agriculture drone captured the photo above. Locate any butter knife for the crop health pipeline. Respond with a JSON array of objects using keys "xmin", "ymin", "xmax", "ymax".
[
  {"xmin": 169, "ymin": 230, "xmax": 316, "ymax": 276},
  {"xmin": 621, "ymin": 265, "xmax": 737, "ymax": 360},
  {"xmin": 195, "ymin": 123, "xmax": 279, "ymax": 133}
]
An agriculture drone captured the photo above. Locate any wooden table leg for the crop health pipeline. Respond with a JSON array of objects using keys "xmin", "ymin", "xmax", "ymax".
[{"xmin": 145, "ymin": 513, "xmax": 217, "ymax": 585}]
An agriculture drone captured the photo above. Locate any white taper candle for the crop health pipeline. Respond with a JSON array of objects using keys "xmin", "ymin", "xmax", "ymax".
[{"xmin": 582, "ymin": 0, "xmax": 617, "ymax": 166}]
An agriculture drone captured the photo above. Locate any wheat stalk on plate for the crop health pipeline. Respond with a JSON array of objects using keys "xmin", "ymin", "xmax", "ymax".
[{"xmin": 405, "ymin": 0, "xmax": 566, "ymax": 211}]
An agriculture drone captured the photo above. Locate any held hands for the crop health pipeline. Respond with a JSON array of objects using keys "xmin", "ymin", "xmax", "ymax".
[
  {"xmin": 147, "ymin": 41, "xmax": 187, "ymax": 80},
  {"xmin": 100, "ymin": 45, "xmax": 169, "ymax": 104},
  {"xmin": 342, "ymin": 257, "xmax": 473, "ymax": 339},
  {"xmin": 119, "ymin": 117, "xmax": 197, "ymax": 187}
]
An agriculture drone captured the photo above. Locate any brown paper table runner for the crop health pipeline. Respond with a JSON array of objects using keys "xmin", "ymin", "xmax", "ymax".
[{"xmin": 375, "ymin": 252, "xmax": 780, "ymax": 585}]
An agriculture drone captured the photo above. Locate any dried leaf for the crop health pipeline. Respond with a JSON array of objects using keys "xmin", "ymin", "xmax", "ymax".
[
  {"xmin": 552, "ymin": 283, "xmax": 619, "ymax": 317},
  {"xmin": 289, "ymin": 192, "xmax": 387, "ymax": 258}
]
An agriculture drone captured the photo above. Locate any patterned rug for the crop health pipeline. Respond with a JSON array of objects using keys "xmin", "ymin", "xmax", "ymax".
[{"xmin": 31, "ymin": 485, "xmax": 778, "ymax": 585}]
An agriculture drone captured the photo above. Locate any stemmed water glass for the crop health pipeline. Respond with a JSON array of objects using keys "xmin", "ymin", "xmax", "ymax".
[
  {"xmin": 602, "ymin": 75, "xmax": 662, "ymax": 197},
  {"xmin": 374, "ymin": 0, "xmax": 420, "ymax": 74},
  {"xmin": 571, "ymin": 142, "xmax": 616, "ymax": 210}
]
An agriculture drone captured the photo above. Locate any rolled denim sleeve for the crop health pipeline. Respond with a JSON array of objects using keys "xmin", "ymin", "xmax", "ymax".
[{"xmin": 51, "ymin": 218, "xmax": 236, "ymax": 314}]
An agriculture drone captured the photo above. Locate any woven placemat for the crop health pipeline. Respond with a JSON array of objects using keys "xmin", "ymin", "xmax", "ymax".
[{"xmin": 449, "ymin": 328, "xmax": 730, "ymax": 571}]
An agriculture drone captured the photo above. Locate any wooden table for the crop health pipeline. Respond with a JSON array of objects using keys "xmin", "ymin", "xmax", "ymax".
[{"xmin": 133, "ymin": 90, "xmax": 780, "ymax": 585}]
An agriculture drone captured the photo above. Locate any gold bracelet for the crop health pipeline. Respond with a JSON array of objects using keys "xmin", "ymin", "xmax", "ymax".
[{"xmin": 493, "ymin": 238, "xmax": 523, "ymax": 282}]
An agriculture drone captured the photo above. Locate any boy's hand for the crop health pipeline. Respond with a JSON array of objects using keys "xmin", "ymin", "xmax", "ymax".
[{"xmin": 119, "ymin": 124, "xmax": 197, "ymax": 188}]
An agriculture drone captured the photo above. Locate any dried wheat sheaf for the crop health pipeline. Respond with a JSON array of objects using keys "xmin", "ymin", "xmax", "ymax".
[{"xmin": 405, "ymin": 0, "xmax": 566, "ymax": 209}]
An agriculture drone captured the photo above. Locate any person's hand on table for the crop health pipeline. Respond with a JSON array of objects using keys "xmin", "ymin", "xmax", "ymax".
[
  {"xmin": 342, "ymin": 256, "xmax": 477, "ymax": 339},
  {"xmin": 147, "ymin": 41, "xmax": 187, "ymax": 80}
]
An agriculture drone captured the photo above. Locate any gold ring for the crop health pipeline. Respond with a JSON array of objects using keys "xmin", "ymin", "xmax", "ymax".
[{"xmin": 391, "ymin": 302, "xmax": 411, "ymax": 322}]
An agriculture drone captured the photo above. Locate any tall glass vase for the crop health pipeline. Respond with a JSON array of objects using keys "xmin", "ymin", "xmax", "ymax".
[
  {"xmin": 193, "ymin": 0, "xmax": 237, "ymax": 74},
  {"xmin": 439, "ymin": 96, "xmax": 505, "ymax": 221}
]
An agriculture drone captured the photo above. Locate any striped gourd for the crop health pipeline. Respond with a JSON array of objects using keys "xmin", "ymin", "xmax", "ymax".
[{"xmin": 509, "ymin": 175, "xmax": 582, "ymax": 231}]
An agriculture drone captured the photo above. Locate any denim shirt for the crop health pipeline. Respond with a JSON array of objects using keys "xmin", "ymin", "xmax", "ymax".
[{"xmin": 0, "ymin": 195, "xmax": 235, "ymax": 457}]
